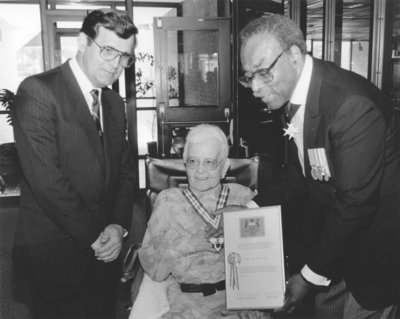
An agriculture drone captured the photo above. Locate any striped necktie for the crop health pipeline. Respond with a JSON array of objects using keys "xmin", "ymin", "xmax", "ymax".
[{"xmin": 90, "ymin": 89, "xmax": 102, "ymax": 138}]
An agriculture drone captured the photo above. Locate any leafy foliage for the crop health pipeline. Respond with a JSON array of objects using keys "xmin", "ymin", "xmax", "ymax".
[
  {"xmin": 134, "ymin": 52, "xmax": 179, "ymax": 99},
  {"xmin": 0, "ymin": 89, "xmax": 15, "ymax": 126},
  {"xmin": 135, "ymin": 52, "xmax": 155, "ymax": 97}
]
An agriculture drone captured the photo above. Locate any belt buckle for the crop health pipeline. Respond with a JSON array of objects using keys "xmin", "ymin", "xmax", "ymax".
[{"xmin": 201, "ymin": 283, "xmax": 216, "ymax": 296}]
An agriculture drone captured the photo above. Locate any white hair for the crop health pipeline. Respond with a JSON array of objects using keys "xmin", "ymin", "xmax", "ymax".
[{"xmin": 183, "ymin": 124, "xmax": 229, "ymax": 161}]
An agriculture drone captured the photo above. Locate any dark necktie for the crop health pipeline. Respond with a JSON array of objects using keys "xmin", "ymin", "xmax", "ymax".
[
  {"xmin": 90, "ymin": 89, "xmax": 103, "ymax": 138},
  {"xmin": 284, "ymin": 102, "xmax": 301, "ymax": 122}
]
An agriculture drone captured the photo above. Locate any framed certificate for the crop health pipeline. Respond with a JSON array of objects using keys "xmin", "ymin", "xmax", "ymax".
[{"xmin": 223, "ymin": 205, "xmax": 285, "ymax": 310}]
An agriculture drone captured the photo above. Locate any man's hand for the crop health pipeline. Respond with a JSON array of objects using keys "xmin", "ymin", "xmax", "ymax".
[
  {"xmin": 205, "ymin": 205, "xmax": 247, "ymax": 239},
  {"xmin": 275, "ymin": 273, "xmax": 312, "ymax": 314},
  {"xmin": 91, "ymin": 224, "xmax": 124, "ymax": 263}
]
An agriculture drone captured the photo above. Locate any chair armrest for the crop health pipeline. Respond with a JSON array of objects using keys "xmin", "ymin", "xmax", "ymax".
[{"xmin": 121, "ymin": 243, "xmax": 142, "ymax": 283}]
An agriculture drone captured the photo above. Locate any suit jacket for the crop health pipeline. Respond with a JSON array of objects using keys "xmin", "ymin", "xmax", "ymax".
[
  {"xmin": 255, "ymin": 58, "xmax": 400, "ymax": 309},
  {"xmin": 13, "ymin": 61, "xmax": 135, "ymax": 251}
]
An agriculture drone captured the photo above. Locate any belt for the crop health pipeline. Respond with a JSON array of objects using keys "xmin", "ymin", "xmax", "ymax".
[{"xmin": 180, "ymin": 280, "xmax": 225, "ymax": 296}]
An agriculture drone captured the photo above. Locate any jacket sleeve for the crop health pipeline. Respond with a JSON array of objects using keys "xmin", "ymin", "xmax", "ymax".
[
  {"xmin": 110, "ymin": 124, "xmax": 135, "ymax": 233},
  {"xmin": 307, "ymin": 96, "xmax": 386, "ymax": 277}
]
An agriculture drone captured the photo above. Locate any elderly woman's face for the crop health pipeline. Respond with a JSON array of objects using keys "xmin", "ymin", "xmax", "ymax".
[{"xmin": 185, "ymin": 138, "xmax": 229, "ymax": 193}]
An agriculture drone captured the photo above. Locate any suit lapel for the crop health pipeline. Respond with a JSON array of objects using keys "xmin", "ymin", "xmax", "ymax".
[
  {"xmin": 303, "ymin": 59, "xmax": 325, "ymax": 177},
  {"xmin": 60, "ymin": 63, "xmax": 105, "ymax": 161},
  {"xmin": 280, "ymin": 112, "xmax": 303, "ymax": 171},
  {"xmin": 101, "ymin": 89, "xmax": 117, "ymax": 187}
]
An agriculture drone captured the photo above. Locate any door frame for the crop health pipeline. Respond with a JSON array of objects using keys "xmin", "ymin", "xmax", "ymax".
[{"xmin": 153, "ymin": 16, "xmax": 231, "ymax": 157}]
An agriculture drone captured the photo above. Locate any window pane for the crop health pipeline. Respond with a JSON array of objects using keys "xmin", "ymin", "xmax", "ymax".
[
  {"xmin": 137, "ymin": 110, "xmax": 157, "ymax": 155},
  {"xmin": 339, "ymin": 0, "xmax": 370, "ymax": 78},
  {"xmin": 167, "ymin": 30, "xmax": 219, "ymax": 107},
  {"xmin": 0, "ymin": 4, "xmax": 43, "ymax": 92},
  {"xmin": 0, "ymin": 3, "xmax": 42, "ymax": 143},
  {"xmin": 56, "ymin": 4, "xmax": 108, "ymax": 10},
  {"xmin": 348, "ymin": 40, "xmax": 368, "ymax": 78},
  {"xmin": 57, "ymin": 22, "xmax": 82, "ymax": 29},
  {"xmin": 139, "ymin": 158, "xmax": 146, "ymax": 189},
  {"xmin": 60, "ymin": 36, "xmax": 78, "ymax": 63},
  {"xmin": 306, "ymin": 0, "xmax": 323, "ymax": 59},
  {"xmin": 137, "ymin": 98, "xmax": 157, "ymax": 108},
  {"xmin": 133, "ymin": 7, "xmax": 177, "ymax": 98},
  {"xmin": 0, "ymin": 114, "xmax": 13, "ymax": 144},
  {"xmin": 391, "ymin": 1, "xmax": 400, "ymax": 110},
  {"xmin": 132, "ymin": 5, "xmax": 178, "ymax": 189}
]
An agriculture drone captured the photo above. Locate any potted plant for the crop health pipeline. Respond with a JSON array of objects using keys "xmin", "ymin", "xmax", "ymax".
[{"xmin": 0, "ymin": 89, "xmax": 21, "ymax": 193}]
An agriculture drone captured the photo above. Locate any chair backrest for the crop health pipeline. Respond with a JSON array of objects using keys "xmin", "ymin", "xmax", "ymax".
[{"xmin": 145, "ymin": 156, "xmax": 259, "ymax": 214}]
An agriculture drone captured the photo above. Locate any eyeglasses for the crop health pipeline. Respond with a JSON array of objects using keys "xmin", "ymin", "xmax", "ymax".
[
  {"xmin": 185, "ymin": 157, "xmax": 221, "ymax": 170},
  {"xmin": 90, "ymin": 38, "xmax": 135, "ymax": 68},
  {"xmin": 239, "ymin": 51, "xmax": 285, "ymax": 88}
]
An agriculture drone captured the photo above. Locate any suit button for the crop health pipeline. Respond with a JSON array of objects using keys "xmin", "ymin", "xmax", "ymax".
[
  {"xmin": 62, "ymin": 211, "xmax": 67, "ymax": 216},
  {"xmin": 66, "ymin": 236, "xmax": 72, "ymax": 241}
]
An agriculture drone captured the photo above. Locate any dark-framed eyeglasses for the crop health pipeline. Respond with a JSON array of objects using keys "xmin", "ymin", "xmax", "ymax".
[
  {"xmin": 185, "ymin": 157, "xmax": 221, "ymax": 171},
  {"xmin": 89, "ymin": 38, "xmax": 135, "ymax": 68},
  {"xmin": 239, "ymin": 51, "xmax": 285, "ymax": 88}
]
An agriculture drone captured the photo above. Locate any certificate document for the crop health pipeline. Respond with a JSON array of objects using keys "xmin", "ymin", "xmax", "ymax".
[{"xmin": 223, "ymin": 205, "xmax": 285, "ymax": 310}]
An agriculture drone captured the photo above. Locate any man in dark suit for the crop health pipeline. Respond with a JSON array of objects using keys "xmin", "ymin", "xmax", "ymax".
[
  {"xmin": 13, "ymin": 9, "xmax": 137, "ymax": 319},
  {"xmin": 239, "ymin": 14, "xmax": 400, "ymax": 318}
]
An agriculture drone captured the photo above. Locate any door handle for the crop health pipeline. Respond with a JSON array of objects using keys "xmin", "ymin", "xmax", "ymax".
[
  {"xmin": 224, "ymin": 107, "xmax": 230, "ymax": 122},
  {"xmin": 159, "ymin": 102, "xmax": 165, "ymax": 124}
]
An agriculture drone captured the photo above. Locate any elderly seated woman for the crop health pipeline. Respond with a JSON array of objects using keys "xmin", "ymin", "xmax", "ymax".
[{"xmin": 137, "ymin": 124, "xmax": 266, "ymax": 319}]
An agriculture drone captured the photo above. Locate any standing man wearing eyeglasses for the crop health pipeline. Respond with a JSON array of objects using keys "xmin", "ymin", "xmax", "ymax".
[
  {"xmin": 238, "ymin": 14, "xmax": 400, "ymax": 319},
  {"xmin": 13, "ymin": 9, "xmax": 137, "ymax": 319}
]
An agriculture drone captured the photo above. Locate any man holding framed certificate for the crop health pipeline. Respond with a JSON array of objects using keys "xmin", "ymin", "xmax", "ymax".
[{"xmin": 236, "ymin": 13, "xmax": 400, "ymax": 319}]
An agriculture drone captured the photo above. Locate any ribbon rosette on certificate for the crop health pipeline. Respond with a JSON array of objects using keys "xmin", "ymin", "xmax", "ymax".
[{"xmin": 228, "ymin": 252, "xmax": 241, "ymax": 290}]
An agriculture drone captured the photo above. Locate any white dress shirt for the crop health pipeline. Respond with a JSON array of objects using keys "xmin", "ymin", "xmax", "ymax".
[{"xmin": 69, "ymin": 57, "xmax": 103, "ymax": 129}]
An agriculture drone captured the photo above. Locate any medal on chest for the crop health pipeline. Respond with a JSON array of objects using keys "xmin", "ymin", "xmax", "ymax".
[{"xmin": 307, "ymin": 148, "xmax": 331, "ymax": 181}]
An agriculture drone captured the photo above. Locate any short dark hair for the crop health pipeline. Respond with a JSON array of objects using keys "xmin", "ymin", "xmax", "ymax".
[
  {"xmin": 81, "ymin": 9, "xmax": 138, "ymax": 40},
  {"xmin": 240, "ymin": 14, "xmax": 307, "ymax": 54}
]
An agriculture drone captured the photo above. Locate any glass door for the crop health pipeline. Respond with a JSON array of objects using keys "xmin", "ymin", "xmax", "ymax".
[
  {"xmin": 389, "ymin": 1, "xmax": 400, "ymax": 111},
  {"xmin": 153, "ymin": 17, "xmax": 231, "ymax": 157},
  {"xmin": 55, "ymin": 29, "xmax": 80, "ymax": 66}
]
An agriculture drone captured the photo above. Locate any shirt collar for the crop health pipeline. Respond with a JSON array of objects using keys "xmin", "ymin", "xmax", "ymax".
[{"xmin": 290, "ymin": 55, "xmax": 313, "ymax": 105}]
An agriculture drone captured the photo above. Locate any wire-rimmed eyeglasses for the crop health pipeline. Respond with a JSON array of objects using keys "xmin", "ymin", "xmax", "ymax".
[
  {"xmin": 239, "ymin": 51, "xmax": 285, "ymax": 88},
  {"xmin": 89, "ymin": 38, "xmax": 135, "ymax": 68},
  {"xmin": 185, "ymin": 157, "xmax": 221, "ymax": 170}
]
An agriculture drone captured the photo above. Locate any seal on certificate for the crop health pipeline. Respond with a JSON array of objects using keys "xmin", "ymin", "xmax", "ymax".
[
  {"xmin": 245, "ymin": 218, "xmax": 260, "ymax": 233},
  {"xmin": 228, "ymin": 252, "xmax": 241, "ymax": 290}
]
